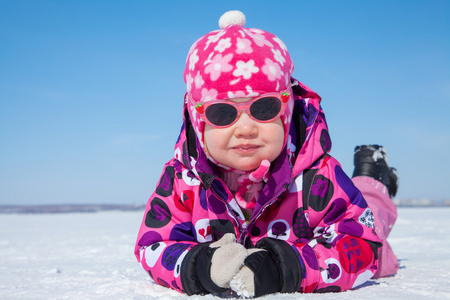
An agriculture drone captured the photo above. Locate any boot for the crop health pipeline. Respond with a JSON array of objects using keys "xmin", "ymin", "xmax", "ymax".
[{"xmin": 352, "ymin": 145, "xmax": 399, "ymax": 198}]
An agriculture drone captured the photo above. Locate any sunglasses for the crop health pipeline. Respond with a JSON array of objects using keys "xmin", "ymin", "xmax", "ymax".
[{"xmin": 189, "ymin": 91, "xmax": 290, "ymax": 128}]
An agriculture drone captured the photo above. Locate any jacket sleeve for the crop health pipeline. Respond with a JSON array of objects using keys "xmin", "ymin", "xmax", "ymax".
[
  {"xmin": 134, "ymin": 159, "xmax": 201, "ymax": 293},
  {"xmin": 292, "ymin": 156, "xmax": 382, "ymax": 293},
  {"xmin": 256, "ymin": 156, "xmax": 382, "ymax": 294}
]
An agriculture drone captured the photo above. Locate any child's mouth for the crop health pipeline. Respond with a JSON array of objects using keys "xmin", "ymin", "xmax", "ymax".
[{"xmin": 232, "ymin": 144, "xmax": 260, "ymax": 153}]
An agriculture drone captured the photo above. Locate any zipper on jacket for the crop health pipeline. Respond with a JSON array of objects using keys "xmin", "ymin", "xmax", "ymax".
[
  {"xmin": 239, "ymin": 184, "xmax": 289, "ymax": 245},
  {"xmin": 209, "ymin": 184, "xmax": 245, "ymax": 239}
]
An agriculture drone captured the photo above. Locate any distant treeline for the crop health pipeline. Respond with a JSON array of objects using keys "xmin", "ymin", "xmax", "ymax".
[
  {"xmin": 0, "ymin": 204, "xmax": 146, "ymax": 214},
  {"xmin": 1, "ymin": 200, "xmax": 449, "ymax": 214},
  {"xmin": 393, "ymin": 198, "xmax": 450, "ymax": 208}
]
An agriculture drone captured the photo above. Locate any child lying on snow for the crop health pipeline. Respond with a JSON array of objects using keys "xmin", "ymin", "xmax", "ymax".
[{"xmin": 134, "ymin": 10, "xmax": 399, "ymax": 298}]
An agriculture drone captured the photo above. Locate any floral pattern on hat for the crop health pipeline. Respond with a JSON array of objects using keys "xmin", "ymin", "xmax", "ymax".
[{"xmin": 184, "ymin": 25, "xmax": 293, "ymax": 102}]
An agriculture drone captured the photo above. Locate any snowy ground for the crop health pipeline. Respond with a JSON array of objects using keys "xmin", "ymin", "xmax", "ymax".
[{"xmin": 1, "ymin": 207, "xmax": 449, "ymax": 299}]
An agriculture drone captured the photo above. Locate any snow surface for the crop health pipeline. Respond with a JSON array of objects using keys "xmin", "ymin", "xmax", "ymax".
[{"xmin": 1, "ymin": 207, "xmax": 449, "ymax": 299}]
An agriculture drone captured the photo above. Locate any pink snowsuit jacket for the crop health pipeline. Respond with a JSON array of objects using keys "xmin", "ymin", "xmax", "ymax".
[{"xmin": 135, "ymin": 78, "xmax": 382, "ymax": 295}]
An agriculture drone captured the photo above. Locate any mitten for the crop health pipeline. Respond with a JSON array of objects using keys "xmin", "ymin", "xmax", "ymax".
[
  {"xmin": 230, "ymin": 248, "xmax": 281, "ymax": 298},
  {"xmin": 230, "ymin": 237, "xmax": 303, "ymax": 298},
  {"xmin": 181, "ymin": 233, "xmax": 248, "ymax": 295},
  {"xmin": 209, "ymin": 233, "xmax": 248, "ymax": 288}
]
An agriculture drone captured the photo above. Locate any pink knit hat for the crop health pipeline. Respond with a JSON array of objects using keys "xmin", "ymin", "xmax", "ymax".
[{"xmin": 184, "ymin": 11, "xmax": 295, "ymax": 156}]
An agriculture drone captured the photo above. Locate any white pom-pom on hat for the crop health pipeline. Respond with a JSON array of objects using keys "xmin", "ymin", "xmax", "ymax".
[{"xmin": 219, "ymin": 10, "xmax": 246, "ymax": 29}]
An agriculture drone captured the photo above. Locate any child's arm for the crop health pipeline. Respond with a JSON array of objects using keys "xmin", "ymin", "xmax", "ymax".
[
  {"xmin": 134, "ymin": 160, "xmax": 247, "ymax": 295},
  {"xmin": 230, "ymin": 157, "xmax": 382, "ymax": 296},
  {"xmin": 134, "ymin": 160, "xmax": 197, "ymax": 293},
  {"xmin": 295, "ymin": 158, "xmax": 382, "ymax": 293}
]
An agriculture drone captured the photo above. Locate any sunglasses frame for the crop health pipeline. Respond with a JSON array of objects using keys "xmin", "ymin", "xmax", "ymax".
[{"xmin": 188, "ymin": 91, "xmax": 290, "ymax": 128}]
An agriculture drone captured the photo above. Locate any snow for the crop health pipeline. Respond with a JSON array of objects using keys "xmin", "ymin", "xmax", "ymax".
[{"xmin": 1, "ymin": 208, "xmax": 449, "ymax": 299}]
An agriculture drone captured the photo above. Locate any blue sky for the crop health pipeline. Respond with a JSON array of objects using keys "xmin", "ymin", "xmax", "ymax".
[{"xmin": 1, "ymin": 0, "xmax": 449, "ymax": 205}]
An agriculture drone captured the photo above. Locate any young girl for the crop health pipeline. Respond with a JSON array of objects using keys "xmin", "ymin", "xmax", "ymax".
[{"xmin": 134, "ymin": 11, "xmax": 399, "ymax": 297}]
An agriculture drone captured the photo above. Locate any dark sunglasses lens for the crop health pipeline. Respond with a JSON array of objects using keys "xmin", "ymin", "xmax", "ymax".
[
  {"xmin": 205, "ymin": 103, "xmax": 238, "ymax": 126},
  {"xmin": 250, "ymin": 97, "xmax": 282, "ymax": 121}
]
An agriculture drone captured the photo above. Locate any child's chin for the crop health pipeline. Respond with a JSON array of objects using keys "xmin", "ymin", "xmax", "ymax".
[{"xmin": 231, "ymin": 160, "xmax": 262, "ymax": 172}]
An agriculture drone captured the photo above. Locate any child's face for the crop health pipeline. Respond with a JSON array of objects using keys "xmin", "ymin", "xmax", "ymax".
[{"xmin": 204, "ymin": 97, "xmax": 285, "ymax": 171}]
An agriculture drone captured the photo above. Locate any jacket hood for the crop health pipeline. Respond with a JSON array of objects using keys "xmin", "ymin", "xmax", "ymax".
[{"xmin": 173, "ymin": 77, "xmax": 331, "ymax": 209}]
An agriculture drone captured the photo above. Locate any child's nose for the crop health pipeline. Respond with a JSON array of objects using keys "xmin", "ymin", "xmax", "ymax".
[{"xmin": 234, "ymin": 111, "xmax": 258, "ymax": 137}]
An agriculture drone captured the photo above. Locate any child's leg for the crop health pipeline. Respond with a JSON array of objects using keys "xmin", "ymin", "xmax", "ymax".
[
  {"xmin": 351, "ymin": 145, "xmax": 399, "ymax": 278},
  {"xmin": 352, "ymin": 176, "xmax": 399, "ymax": 278}
]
